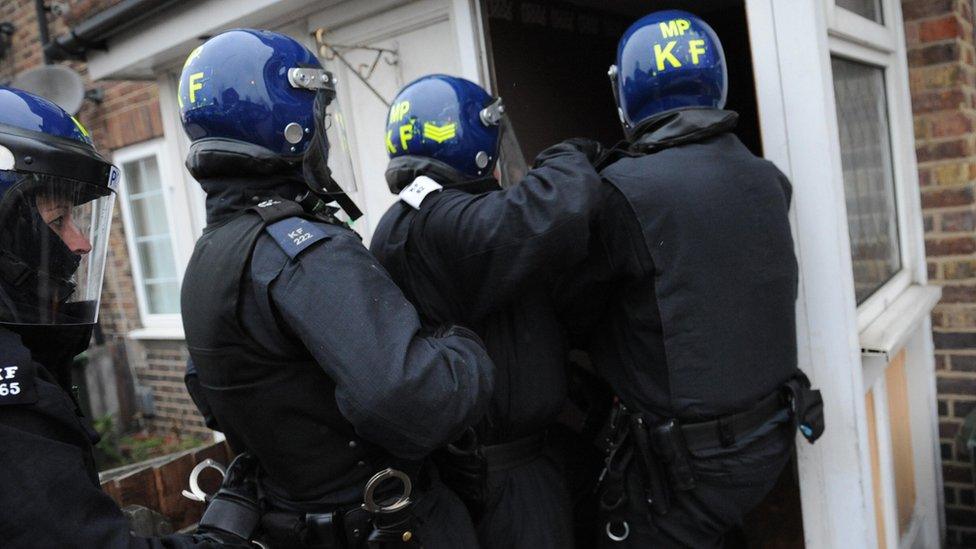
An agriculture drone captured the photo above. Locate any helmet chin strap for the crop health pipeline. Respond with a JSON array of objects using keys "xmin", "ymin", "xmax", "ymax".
[{"xmin": 301, "ymin": 90, "xmax": 363, "ymax": 221}]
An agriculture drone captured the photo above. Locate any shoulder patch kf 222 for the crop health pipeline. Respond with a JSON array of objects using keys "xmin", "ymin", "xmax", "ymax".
[
  {"xmin": 265, "ymin": 217, "xmax": 331, "ymax": 260},
  {"xmin": 0, "ymin": 362, "xmax": 38, "ymax": 406}
]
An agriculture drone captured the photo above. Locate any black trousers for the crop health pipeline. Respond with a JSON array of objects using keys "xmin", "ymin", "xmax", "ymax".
[
  {"xmin": 477, "ymin": 453, "xmax": 575, "ymax": 549},
  {"xmin": 598, "ymin": 417, "xmax": 795, "ymax": 549}
]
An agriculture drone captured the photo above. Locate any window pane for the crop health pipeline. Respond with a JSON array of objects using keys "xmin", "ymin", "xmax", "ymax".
[
  {"xmin": 837, "ymin": 0, "xmax": 883, "ymax": 23},
  {"xmin": 129, "ymin": 194, "xmax": 169, "ymax": 237},
  {"xmin": 831, "ymin": 58, "xmax": 902, "ymax": 304},
  {"xmin": 146, "ymin": 281, "xmax": 181, "ymax": 315},
  {"xmin": 121, "ymin": 154, "xmax": 180, "ymax": 316},
  {"xmin": 137, "ymin": 239, "xmax": 178, "ymax": 280},
  {"xmin": 123, "ymin": 156, "xmax": 161, "ymax": 195}
]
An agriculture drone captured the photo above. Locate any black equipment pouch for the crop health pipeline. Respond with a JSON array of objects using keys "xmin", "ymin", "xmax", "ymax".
[
  {"xmin": 366, "ymin": 506, "xmax": 421, "ymax": 548},
  {"xmin": 432, "ymin": 427, "xmax": 487, "ymax": 522},
  {"xmin": 629, "ymin": 414, "xmax": 671, "ymax": 515},
  {"xmin": 649, "ymin": 419, "xmax": 697, "ymax": 492},
  {"xmin": 198, "ymin": 454, "xmax": 261, "ymax": 542},
  {"xmin": 362, "ymin": 468, "xmax": 421, "ymax": 549},
  {"xmin": 784, "ymin": 372, "xmax": 825, "ymax": 444}
]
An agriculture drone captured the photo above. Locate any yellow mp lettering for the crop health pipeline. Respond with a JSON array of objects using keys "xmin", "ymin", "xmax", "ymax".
[
  {"xmin": 399, "ymin": 124, "xmax": 413, "ymax": 150},
  {"xmin": 189, "ymin": 72, "xmax": 205, "ymax": 104},
  {"xmin": 183, "ymin": 45, "xmax": 204, "ymax": 70},
  {"xmin": 659, "ymin": 19, "xmax": 690, "ymax": 38},
  {"xmin": 654, "ymin": 42, "xmax": 681, "ymax": 71},
  {"xmin": 386, "ymin": 130, "xmax": 396, "ymax": 153},
  {"xmin": 389, "ymin": 101, "xmax": 411, "ymax": 124},
  {"xmin": 689, "ymin": 39, "xmax": 707, "ymax": 65},
  {"xmin": 70, "ymin": 115, "xmax": 90, "ymax": 138}
]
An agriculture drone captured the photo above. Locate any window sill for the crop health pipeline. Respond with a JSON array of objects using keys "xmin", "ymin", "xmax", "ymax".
[
  {"xmin": 859, "ymin": 284, "xmax": 941, "ymax": 362},
  {"xmin": 127, "ymin": 325, "xmax": 185, "ymax": 341}
]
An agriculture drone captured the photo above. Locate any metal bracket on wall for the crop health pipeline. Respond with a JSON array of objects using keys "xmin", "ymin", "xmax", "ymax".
[
  {"xmin": 312, "ymin": 27, "xmax": 399, "ymax": 108},
  {"xmin": 0, "ymin": 22, "xmax": 14, "ymax": 62}
]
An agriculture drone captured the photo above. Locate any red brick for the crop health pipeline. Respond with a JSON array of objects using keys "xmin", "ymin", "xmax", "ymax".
[
  {"xmin": 926, "ymin": 236, "xmax": 976, "ymax": 255},
  {"xmin": 952, "ymin": 355, "xmax": 976, "ymax": 372},
  {"xmin": 942, "ymin": 285, "xmax": 976, "ymax": 302},
  {"xmin": 955, "ymin": 399, "xmax": 976, "ymax": 417},
  {"xmin": 932, "ymin": 112, "xmax": 975, "ymax": 138},
  {"xmin": 903, "ymin": 0, "xmax": 957, "ymax": 21},
  {"xmin": 912, "ymin": 89, "xmax": 967, "ymax": 112},
  {"xmin": 922, "ymin": 188, "xmax": 975, "ymax": 209},
  {"xmin": 942, "ymin": 419, "xmax": 962, "ymax": 437},
  {"xmin": 947, "ymin": 508, "xmax": 976, "ymax": 527},
  {"xmin": 919, "ymin": 16, "xmax": 964, "ymax": 42},
  {"xmin": 936, "ymin": 328, "xmax": 976, "ymax": 350},
  {"xmin": 943, "ymin": 211, "xmax": 976, "ymax": 232},
  {"xmin": 937, "ymin": 373, "xmax": 976, "ymax": 392},
  {"xmin": 916, "ymin": 138, "xmax": 972, "ymax": 162}
]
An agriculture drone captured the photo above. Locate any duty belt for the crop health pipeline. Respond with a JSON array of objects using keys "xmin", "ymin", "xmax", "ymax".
[
  {"xmin": 596, "ymin": 374, "xmax": 824, "ymax": 542},
  {"xmin": 482, "ymin": 432, "xmax": 546, "ymax": 471}
]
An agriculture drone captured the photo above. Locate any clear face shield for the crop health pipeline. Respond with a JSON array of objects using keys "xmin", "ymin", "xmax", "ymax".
[
  {"xmin": 0, "ymin": 169, "xmax": 117, "ymax": 326},
  {"xmin": 287, "ymin": 67, "xmax": 363, "ymax": 222},
  {"xmin": 480, "ymin": 98, "xmax": 528, "ymax": 190}
]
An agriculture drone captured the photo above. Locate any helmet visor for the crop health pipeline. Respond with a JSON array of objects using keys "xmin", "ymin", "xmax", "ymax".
[
  {"xmin": 495, "ymin": 117, "xmax": 528, "ymax": 189},
  {"xmin": 304, "ymin": 87, "xmax": 363, "ymax": 221},
  {"xmin": 0, "ymin": 171, "xmax": 116, "ymax": 326},
  {"xmin": 322, "ymin": 99, "xmax": 358, "ymax": 196}
]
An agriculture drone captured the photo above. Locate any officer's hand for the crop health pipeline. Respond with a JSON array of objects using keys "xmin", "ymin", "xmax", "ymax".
[
  {"xmin": 194, "ymin": 454, "xmax": 261, "ymax": 546},
  {"xmin": 533, "ymin": 138, "xmax": 604, "ymax": 167}
]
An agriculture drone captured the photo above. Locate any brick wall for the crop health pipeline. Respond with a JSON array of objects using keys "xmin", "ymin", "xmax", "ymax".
[
  {"xmin": 903, "ymin": 0, "xmax": 976, "ymax": 546},
  {"xmin": 0, "ymin": 0, "xmax": 208, "ymax": 438}
]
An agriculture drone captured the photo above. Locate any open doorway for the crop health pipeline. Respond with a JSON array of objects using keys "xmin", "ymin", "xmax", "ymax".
[
  {"xmin": 481, "ymin": 1, "xmax": 802, "ymax": 546},
  {"xmin": 482, "ymin": 0, "xmax": 762, "ymax": 157}
]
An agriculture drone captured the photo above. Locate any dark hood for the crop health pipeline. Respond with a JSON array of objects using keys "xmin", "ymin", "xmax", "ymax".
[
  {"xmin": 198, "ymin": 175, "xmax": 307, "ymax": 227},
  {"xmin": 629, "ymin": 108, "xmax": 738, "ymax": 153},
  {"xmin": 385, "ymin": 155, "xmax": 500, "ymax": 195}
]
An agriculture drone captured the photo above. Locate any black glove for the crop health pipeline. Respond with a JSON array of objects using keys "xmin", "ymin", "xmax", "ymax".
[
  {"xmin": 195, "ymin": 454, "xmax": 261, "ymax": 544},
  {"xmin": 533, "ymin": 137, "xmax": 604, "ymax": 167}
]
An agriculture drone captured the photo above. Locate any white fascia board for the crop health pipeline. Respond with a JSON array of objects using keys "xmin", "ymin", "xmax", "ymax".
[{"xmin": 87, "ymin": 0, "xmax": 333, "ymax": 80}]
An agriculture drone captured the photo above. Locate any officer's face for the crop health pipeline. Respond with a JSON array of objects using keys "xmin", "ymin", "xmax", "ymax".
[{"xmin": 35, "ymin": 194, "xmax": 92, "ymax": 255}]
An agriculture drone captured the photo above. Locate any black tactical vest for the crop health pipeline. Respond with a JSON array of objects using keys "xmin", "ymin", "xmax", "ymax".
[
  {"xmin": 181, "ymin": 200, "xmax": 377, "ymax": 506},
  {"xmin": 601, "ymin": 132, "xmax": 799, "ymax": 419}
]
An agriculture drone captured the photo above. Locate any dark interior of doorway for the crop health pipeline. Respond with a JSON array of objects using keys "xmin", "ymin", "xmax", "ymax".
[
  {"xmin": 481, "ymin": 1, "xmax": 803, "ymax": 547},
  {"xmin": 482, "ymin": 0, "xmax": 762, "ymax": 158}
]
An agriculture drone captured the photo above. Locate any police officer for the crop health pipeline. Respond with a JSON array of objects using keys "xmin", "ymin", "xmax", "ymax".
[
  {"xmin": 555, "ymin": 11, "xmax": 825, "ymax": 547},
  {"xmin": 369, "ymin": 75, "xmax": 605, "ymax": 548},
  {"xmin": 0, "ymin": 87, "xmax": 249, "ymax": 547},
  {"xmin": 177, "ymin": 31, "xmax": 495, "ymax": 548}
]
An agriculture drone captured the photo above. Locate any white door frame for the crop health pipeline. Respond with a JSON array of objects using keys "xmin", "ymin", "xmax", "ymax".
[{"xmin": 746, "ymin": 0, "xmax": 942, "ymax": 547}]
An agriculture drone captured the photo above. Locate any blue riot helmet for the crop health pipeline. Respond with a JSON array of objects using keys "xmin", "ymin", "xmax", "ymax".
[
  {"xmin": 609, "ymin": 10, "xmax": 727, "ymax": 137},
  {"xmin": 178, "ymin": 29, "xmax": 362, "ymax": 219},
  {"xmin": 385, "ymin": 74, "xmax": 527, "ymax": 192},
  {"xmin": 0, "ymin": 87, "xmax": 118, "ymax": 327}
]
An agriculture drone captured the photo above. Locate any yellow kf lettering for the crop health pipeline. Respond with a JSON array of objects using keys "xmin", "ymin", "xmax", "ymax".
[
  {"xmin": 386, "ymin": 130, "xmax": 396, "ymax": 153},
  {"xmin": 654, "ymin": 41, "xmax": 681, "ymax": 71},
  {"xmin": 689, "ymin": 39, "xmax": 707, "ymax": 65},
  {"xmin": 659, "ymin": 19, "xmax": 690, "ymax": 38},
  {"xmin": 399, "ymin": 123, "xmax": 413, "ymax": 150},
  {"xmin": 189, "ymin": 72, "xmax": 205, "ymax": 104}
]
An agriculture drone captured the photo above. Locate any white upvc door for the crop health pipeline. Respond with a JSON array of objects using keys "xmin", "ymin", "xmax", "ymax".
[
  {"xmin": 304, "ymin": 0, "xmax": 489, "ymax": 243},
  {"xmin": 746, "ymin": 0, "xmax": 942, "ymax": 547}
]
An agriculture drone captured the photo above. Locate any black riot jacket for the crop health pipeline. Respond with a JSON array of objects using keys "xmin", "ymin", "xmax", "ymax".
[
  {"xmin": 181, "ymin": 176, "xmax": 495, "ymax": 508},
  {"xmin": 0, "ymin": 327, "xmax": 237, "ymax": 548},
  {"xmin": 370, "ymin": 143, "xmax": 605, "ymax": 444},
  {"xmin": 558, "ymin": 108, "xmax": 800, "ymax": 421}
]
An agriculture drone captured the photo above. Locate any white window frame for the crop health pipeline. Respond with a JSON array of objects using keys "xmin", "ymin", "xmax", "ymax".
[
  {"xmin": 113, "ymin": 138, "xmax": 191, "ymax": 339},
  {"xmin": 825, "ymin": 0, "xmax": 925, "ymax": 333}
]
